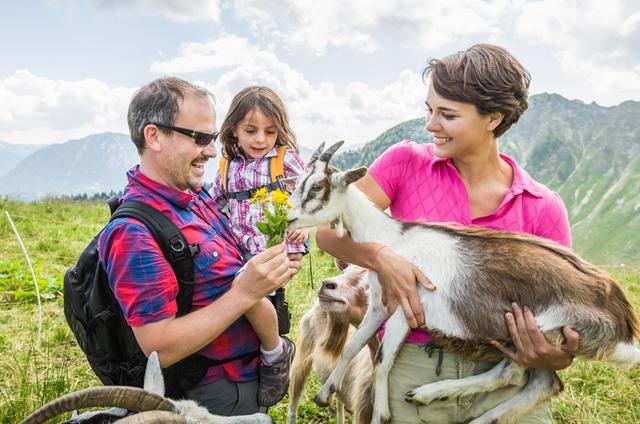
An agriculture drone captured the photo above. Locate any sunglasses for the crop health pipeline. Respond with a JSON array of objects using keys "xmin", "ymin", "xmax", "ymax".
[{"xmin": 151, "ymin": 123, "xmax": 219, "ymax": 146}]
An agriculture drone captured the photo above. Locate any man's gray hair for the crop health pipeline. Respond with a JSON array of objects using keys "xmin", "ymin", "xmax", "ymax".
[{"xmin": 127, "ymin": 77, "xmax": 215, "ymax": 154}]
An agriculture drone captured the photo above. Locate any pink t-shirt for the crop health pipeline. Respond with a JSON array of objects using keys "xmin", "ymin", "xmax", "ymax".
[{"xmin": 369, "ymin": 141, "xmax": 572, "ymax": 343}]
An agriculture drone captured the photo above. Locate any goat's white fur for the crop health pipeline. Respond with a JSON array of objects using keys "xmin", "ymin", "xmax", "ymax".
[{"xmin": 287, "ymin": 141, "xmax": 640, "ymax": 424}]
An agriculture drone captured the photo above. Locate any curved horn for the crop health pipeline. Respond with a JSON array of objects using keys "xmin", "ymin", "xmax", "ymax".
[
  {"xmin": 319, "ymin": 140, "xmax": 344, "ymax": 163},
  {"xmin": 115, "ymin": 410, "xmax": 187, "ymax": 424},
  {"xmin": 20, "ymin": 386, "xmax": 175, "ymax": 424},
  {"xmin": 307, "ymin": 142, "xmax": 326, "ymax": 168}
]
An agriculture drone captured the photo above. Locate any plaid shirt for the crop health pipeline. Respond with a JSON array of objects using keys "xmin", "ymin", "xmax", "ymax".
[
  {"xmin": 98, "ymin": 166, "xmax": 259, "ymax": 385},
  {"xmin": 212, "ymin": 146, "xmax": 306, "ymax": 256}
]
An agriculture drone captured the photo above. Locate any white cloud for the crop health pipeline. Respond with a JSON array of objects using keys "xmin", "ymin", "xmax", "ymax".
[
  {"xmin": 234, "ymin": 0, "xmax": 511, "ymax": 54},
  {"xmin": 0, "ymin": 71, "xmax": 133, "ymax": 144},
  {"xmin": 515, "ymin": 0, "xmax": 640, "ymax": 105},
  {"xmin": 153, "ymin": 37, "xmax": 425, "ymax": 148},
  {"xmin": 47, "ymin": 0, "xmax": 221, "ymax": 22}
]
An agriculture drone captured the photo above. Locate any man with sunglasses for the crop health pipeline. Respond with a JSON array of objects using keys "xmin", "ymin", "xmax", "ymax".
[{"xmin": 98, "ymin": 77, "xmax": 301, "ymax": 415}]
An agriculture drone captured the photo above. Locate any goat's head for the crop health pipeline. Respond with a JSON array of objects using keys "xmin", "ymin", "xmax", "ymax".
[
  {"xmin": 287, "ymin": 141, "xmax": 367, "ymax": 236},
  {"xmin": 318, "ymin": 263, "xmax": 369, "ymax": 326}
]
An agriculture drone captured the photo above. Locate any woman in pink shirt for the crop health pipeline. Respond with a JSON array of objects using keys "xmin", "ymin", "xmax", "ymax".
[{"xmin": 316, "ymin": 44, "xmax": 579, "ymax": 423}]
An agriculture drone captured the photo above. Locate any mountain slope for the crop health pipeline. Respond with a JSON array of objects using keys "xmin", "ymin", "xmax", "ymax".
[{"xmin": 0, "ymin": 141, "xmax": 44, "ymax": 178}]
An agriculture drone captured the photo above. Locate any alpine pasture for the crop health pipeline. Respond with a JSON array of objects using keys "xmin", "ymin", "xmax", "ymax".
[{"xmin": 1, "ymin": 198, "xmax": 639, "ymax": 423}]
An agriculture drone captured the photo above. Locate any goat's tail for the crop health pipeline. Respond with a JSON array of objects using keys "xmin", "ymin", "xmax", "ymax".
[{"xmin": 608, "ymin": 342, "xmax": 640, "ymax": 369}]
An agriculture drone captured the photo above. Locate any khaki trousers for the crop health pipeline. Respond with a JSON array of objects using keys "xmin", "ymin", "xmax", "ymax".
[{"xmin": 388, "ymin": 343, "xmax": 552, "ymax": 423}]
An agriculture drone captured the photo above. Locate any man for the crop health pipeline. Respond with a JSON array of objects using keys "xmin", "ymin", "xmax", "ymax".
[{"xmin": 98, "ymin": 77, "xmax": 300, "ymax": 415}]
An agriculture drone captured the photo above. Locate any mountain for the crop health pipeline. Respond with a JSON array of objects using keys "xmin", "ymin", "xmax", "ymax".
[
  {"xmin": 0, "ymin": 141, "xmax": 44, "ymax": 178},
  {"xmin": 0, "ymin": 134, "xmax": 316, "ymax": 201},
  {"xmin": 0, "ymin": 133, "xmax": 138, "ymax": 200},
  {"xmin": 331, "ymin": 94, "xmax": 640, "ymax": 264}
]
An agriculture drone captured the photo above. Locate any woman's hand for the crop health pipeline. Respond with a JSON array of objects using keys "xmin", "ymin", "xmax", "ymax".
[
  {"xmin": 372, "ymin": 246, "xmax": 436, "ymax": 329},
  {"xmin": 490, "ymin": 303, "xmax": 579, "ymax": 370},
  {"xmin": 287, "ymin": 228, "xmax": 310, "ymax": 244}
]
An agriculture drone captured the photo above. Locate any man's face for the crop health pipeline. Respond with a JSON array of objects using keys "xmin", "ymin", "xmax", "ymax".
[{"xmin": 160, "ymin": 94, "xmax": 217, "ymax": 191}]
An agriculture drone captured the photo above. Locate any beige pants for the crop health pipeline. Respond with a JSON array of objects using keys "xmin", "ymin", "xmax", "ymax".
[{"xmin": 388, "ymin": 343, "xmax": 552, "ymax": 423}]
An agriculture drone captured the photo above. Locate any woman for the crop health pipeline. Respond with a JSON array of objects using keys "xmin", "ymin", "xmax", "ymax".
[{"xmin": 316, "ymin": 44, "xmax": 580, "ymax": 423}]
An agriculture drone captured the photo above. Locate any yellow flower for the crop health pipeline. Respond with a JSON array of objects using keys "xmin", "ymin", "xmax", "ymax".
[
  {"xmin": 271, "ymin": 189, "xmax": 289, "ymax": 205},
  {"xmin": 250, "ymin": 187, "xmax": 269, "ymax": 204}
]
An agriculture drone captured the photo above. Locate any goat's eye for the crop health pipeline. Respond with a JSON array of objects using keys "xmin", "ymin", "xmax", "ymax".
[{"xmin": 311, "ymin": 184, "xmax": 323, "ymax": 192}]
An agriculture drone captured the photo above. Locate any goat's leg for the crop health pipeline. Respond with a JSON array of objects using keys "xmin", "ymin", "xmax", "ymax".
[
  {"xmin": 287, "ymin": 318, "xmax": 315, "ymax": 424},
  {"xmin": 405, "ymin": 359, "xmax": 526, "ymax": 407},
  {"xmin": 468, "ymin": 369, "xmax": 561, "ymax": 424},
  {"xmin": 371, "ymin": 307, "xmax": 411, "ymax": 424},
  {"xmin": 315, "ymin": 285, "xmax": 387, "ymax": 407},
  {"xmin": 336, "ymin": 399, "xmax": 345, "ymax": 424}
]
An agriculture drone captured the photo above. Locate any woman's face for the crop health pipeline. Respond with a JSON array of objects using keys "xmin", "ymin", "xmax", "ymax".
[{"xmin": 424, "ymin": 84, "xmax": 496, "ymax": 159}]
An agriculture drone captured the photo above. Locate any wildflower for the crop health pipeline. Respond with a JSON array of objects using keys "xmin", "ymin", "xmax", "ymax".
[
  {"xmin": 250, "ymin": 187, "xmax": 269, "ymax": 204},
  {"xmin": 254, "ymin": 188, "xmax": 290, "ymax": 247},
  {"xmin": 271, "ymin": 189, "xmax": 289, "ymax": 205}
]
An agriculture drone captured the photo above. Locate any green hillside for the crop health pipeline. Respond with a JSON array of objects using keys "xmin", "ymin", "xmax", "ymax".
[{"xmin": 332, "ymin": 94, "xmax": 640, "ymax": 265}]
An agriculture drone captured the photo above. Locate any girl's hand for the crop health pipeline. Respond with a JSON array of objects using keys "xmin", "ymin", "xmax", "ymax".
[{"xmin": 287, "ymin": 228, "xmax": 309, "ymax": 244}]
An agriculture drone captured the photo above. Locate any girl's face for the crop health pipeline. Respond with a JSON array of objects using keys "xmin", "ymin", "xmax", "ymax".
[
  {"xmin": 233, "ymin": 107, "xmax": 278, "ymax": 159},
  {"xmin": 424, "ymin": 84, "xmax": 497, "ymax": 159}
]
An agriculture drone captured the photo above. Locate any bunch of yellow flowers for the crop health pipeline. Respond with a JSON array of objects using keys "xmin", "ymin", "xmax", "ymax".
[{"xmin": 250, "ymin": 187, "xmax": 292, "ymax": 247}]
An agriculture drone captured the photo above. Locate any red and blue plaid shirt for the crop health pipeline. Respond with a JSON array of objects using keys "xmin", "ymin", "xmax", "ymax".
[
  {"xmin": 212, "ymin": 146, "xmax": 306, "ymax": 256},
  {"xmin": 98, "ymin": 166, "xmax": 259, "ymax": 385}
]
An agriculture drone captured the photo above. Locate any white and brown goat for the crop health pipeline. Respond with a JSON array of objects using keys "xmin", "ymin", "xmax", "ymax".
[
  {"xmin": 20, "ymin": 352, "xmax": 273, "ymax": 424},
  {"xmin": 286, "ymin": 141, "xmax": 640, "ymax": 424},
  {"xmin": 288, "ymin": 262, "xmax": 376, "ymax": 424}
]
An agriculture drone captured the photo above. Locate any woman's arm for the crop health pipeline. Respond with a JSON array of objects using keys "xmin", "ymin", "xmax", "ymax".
[{"xmin": 316, "ymin": 173, "xmax": 434, "ymax": 329}]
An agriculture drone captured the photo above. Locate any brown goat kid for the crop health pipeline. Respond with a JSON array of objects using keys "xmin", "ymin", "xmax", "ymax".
[{"xmin": 288, "ymin": 263, "xmax": 376, "ymax": 424}]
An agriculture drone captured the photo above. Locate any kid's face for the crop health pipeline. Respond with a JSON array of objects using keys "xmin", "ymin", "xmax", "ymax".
[{"xmin": 233, "ymin": 107, "xmax": 278, "ymax": 159}]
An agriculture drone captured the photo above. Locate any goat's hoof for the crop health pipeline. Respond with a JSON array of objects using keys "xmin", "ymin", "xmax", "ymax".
[{"xmin": 404, "ymin": 390, "xmax": 425, "ymax": 406}]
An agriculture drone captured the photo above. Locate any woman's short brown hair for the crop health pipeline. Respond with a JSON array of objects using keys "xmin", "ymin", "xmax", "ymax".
[{"xmin": 422, "ymin": 44, "xmax": 531, "ymax": 138}]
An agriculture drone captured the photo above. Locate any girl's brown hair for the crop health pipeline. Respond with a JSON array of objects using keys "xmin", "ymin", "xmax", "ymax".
[
  {"xmin": 219, "ymin": 86, "xmax": 299, "ymax": 160},
  {"xmin": 423, "ymin": 44, "xmax": 531, "ymax": 138}
]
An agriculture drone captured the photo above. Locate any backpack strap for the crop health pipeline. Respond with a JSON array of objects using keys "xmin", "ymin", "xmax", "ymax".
[
  {"xmin": 270, "ymin": 145, "xmax": 287, "ymax": 182},
  {"xmin": 219, "ymin": 156, "xmax": 229, "ymax": 192},
  {"xmin": 110, "ymin": 201, "xmax": 199, "ymax": 316},
  {"xmin": 223, "ymin": 146, "xmax": 289, "ymax": 200}
]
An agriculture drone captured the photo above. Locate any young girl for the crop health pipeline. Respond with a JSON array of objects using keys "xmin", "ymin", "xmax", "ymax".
[{"xmin": 212, "ymin": 86, "xmax": 308, "ymax": 407}]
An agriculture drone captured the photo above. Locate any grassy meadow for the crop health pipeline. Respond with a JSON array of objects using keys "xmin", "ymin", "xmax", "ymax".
[{"xmin": 1, "ymin": 197, "xmax": 639, "ymax": 423}]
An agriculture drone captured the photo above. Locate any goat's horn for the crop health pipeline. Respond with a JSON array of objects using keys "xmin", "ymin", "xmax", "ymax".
[
  {"xmin": 20, "ymin": 386, "xmax": 175, "ymax": 424},
  {"xmin": 320, "ymin": 140, "xmax": 344, "ymax": 162},
  {"xmin": 307, "ymin": 142, "xmax": 326, "ymax": 167},
  {"xmin": 115, "ymin": 410, "xmax": 187, "ymax": 423}
]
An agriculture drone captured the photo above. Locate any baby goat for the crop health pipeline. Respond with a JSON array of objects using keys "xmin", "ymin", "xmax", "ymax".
[
  {"xmin": 21, "ymin": 352, "xmax": 273, "ymax": 424},
  {"xmin": 286, "ymin": 141, "xmax": 640, "ymax": 424},
  {"xmin": 288, "ymin": 262, "xmax": 375, "ymax": 424}
]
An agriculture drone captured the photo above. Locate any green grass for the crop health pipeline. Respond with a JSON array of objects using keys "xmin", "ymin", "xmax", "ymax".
[{"xmin": 1, "ymin": 198, "xmax": 640, "ymax": 423}]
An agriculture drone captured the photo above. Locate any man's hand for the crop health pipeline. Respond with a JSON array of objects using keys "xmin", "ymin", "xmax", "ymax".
[
  {"xmin": 235, "ymin": 243, "xmax": 300, "ymax": 300},
  {"xmin": 287, "ymin": 228, "xmax": 310, "ymax": 244},
  {"xmin": 490, "ymin": 303, "xmax": 579, "ymax": 371},
  {"xmin": 372, "ymin": 246, "xmax": 436, "ymax": 329}
]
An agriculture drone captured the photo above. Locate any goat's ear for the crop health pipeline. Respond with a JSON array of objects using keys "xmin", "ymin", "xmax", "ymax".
[
  {"xmin": 143, "ymin": 351, "xmax": 166, "ymax": 396},
  {"xmin": 279, "ymin": 176, "xmax": 299, "ymax": 192},
  {"xmin": 333, "ymin": 166, "xmax": 367, "ymax": 189},
  {"xmin": 334, "ymin": 257, "xmax": 350, "ymax": 271}
]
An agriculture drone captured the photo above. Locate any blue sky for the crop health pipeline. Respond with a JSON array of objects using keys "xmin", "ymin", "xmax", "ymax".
[{"xmin": 1, "ymin": 0, "xmax": 639, "ymax": 148}]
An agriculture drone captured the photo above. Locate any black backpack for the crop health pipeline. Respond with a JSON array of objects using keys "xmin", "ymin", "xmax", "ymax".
[{"xmin": 63, "ymin": 198, "xmax": 256, "ymax": 399}]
